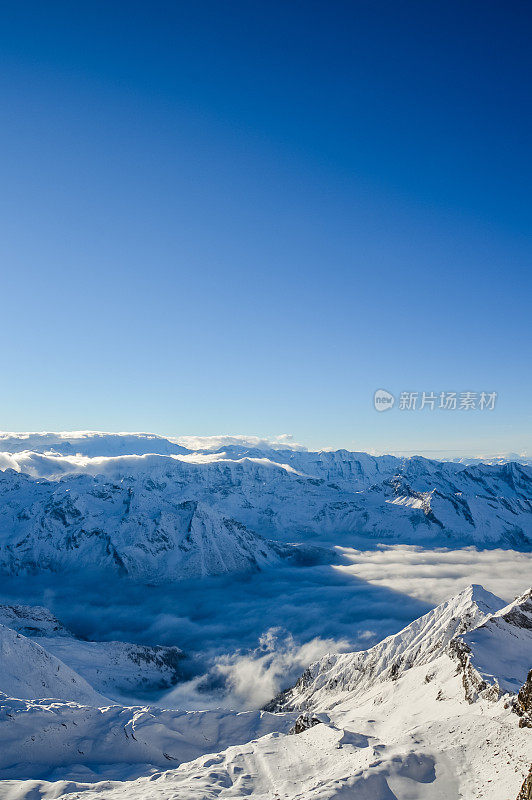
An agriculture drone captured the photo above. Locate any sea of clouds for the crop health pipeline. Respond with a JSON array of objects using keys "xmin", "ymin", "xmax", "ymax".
[
  {"xmin": 0, "ymin": 545, "xmax": 529, "ymax": 709},
  {"xmin": 335, "ymin": 544, "xmax": 532, "ymax": 604}
]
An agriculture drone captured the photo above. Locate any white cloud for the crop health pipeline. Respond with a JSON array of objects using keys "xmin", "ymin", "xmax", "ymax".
[
  {"xmin": 162, "ymin": 628, "xmax": 350, "ymax": 710},
  {"xmin": 174, "ymin": 434, "xmax": 307, "ymax": 452},
  {"xmin": 334, "ymin": 544, "xmax": 532, "ymax": 604},
  {"xmin": 0, "ymin": 449, "xmax": 305, "ymax": 480}
]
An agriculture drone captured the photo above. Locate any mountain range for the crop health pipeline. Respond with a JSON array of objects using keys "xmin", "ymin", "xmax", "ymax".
[{"xmin": 0, "ymin": 433, "xmax": 530, "ymax": 584}]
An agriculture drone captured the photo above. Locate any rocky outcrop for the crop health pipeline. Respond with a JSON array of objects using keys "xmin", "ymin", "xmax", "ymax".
[
  {"xmin": 448, "ymin": 639, "xmax": 500, "ymax": 703},
  {"xmin": 517, "ymin": 765, "xmax": 532, "ymax": 800},
  {"xmin": 289, "ymin": 713, "xmax": 322, "ymax": 734},
  {"xmin": 513, "ymin": 669, "xmax": 532, "ymax": 728}
]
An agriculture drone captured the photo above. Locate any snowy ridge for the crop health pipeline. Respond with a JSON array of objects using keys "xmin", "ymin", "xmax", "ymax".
[
  {"xmin": 0, "ymin": 605, "xmax": 184, "ymax": 699},
  {"xmin": 0, "ymin": 624, "xmax": 106, "ymax": 705},
  {"xmin": 265, "ymin": 584, "xmax": 506, "ymax": 712}
]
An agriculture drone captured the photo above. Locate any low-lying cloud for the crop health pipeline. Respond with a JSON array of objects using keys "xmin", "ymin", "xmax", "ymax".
[
  {"xmin": 0, "ymin": 546, "xmax": 529, "ymax": 710},
  {"xmin": 163, "ymin": 628, "xmax": 350, "ymax": 710},
  {"xmin": 335, "ymin": 544, "xmax": 532, "ymax": 604}
]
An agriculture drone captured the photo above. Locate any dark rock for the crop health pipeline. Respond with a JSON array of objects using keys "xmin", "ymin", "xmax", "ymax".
[
  {"xmin": 289, "ymin": 713, "xmax": 322, "ymax": 735},
  {"xmin": 513, "ymin": 669, "xmax": 532, "ymax": 728},
  {"xmin": 516, "ymin": 765, "xmax": 532, "ymax": 800}
]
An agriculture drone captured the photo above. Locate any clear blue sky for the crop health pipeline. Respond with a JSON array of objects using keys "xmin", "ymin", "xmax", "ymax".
[{"xmin": 1, "ymin": 1, "xmax": 530, "ymax": 453}]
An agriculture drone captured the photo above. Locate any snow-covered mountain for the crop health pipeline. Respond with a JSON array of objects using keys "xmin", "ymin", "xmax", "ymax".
[
  {"xmin": 264, "ymin": 584, "xmax": 507, "ymax": 711},
  {"xmin": 0, "ymin": 433, "xmax": 530, "ymax": 584},
  {"xmin": 0, "ymin": 584, "xmax": 529, "ymax": 799},
  {"xmin": 0, "ymin": 623, "xmax": 106, "ymax": 705},
  {"xmin": 273, "ymin": 584, "xmax": 532, "ymax": 713},
  {"xmin": 0, "ymin": 470, "xmax": 283, "ymax": 580},
  {"xmin": 0, "ymin": 605, "xmax": 184, "ymax": 699}
]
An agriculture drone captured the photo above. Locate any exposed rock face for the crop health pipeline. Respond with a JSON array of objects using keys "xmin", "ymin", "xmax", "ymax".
[
  {"xmin": 514, "ymin": 670, "xmax": 532, "ymax": 728},
  {"xmin": 448, "ymin": 638, "xmax": 499, "ymax": 704},
  {"xmin": 289, "ymin": 713, "xmax": 323, "ymax": 735},
  {"xmin": 517, "ymin": 765, "xmax": 532, "ymax": 800}
]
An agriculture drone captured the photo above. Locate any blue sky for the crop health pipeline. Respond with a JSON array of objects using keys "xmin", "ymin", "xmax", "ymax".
[{"xmin": 1, "ymin": 1, "xmax": 530, "ymax": 453}]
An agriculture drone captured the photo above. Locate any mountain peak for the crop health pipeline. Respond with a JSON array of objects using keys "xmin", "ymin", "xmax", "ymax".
[
  {"xmin": 455, "ymin": 583, "xmax": 506, "ymax": 614},
  {"xmin": 265, "ymin": 584, "xmax": 506, "ymax": 713},
  {"xmin": 459, "ymin": 587, "xmax": 532, "ymax": 694}
]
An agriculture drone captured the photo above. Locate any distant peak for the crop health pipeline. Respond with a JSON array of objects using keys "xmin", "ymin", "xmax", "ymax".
[
  {"xmin": 445, "ymin": 584, "xmax": 505, "ymax": 616},
  {"xmin": 493, "ymin": 587, "xmax": 532, "ymax": 619}
]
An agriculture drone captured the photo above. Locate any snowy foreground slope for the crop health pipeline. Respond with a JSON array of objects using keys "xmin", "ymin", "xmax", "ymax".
[
  {"xmin": 0, "ymin": 584, "xmax": 530, "ymax": 800},
  {"xmin": 0, "ymin": 433, "xmax": 530, "ymax": 583},
  {"xmin": 0, "ymin": 605, "xmax": 183, "ymax": 699}
]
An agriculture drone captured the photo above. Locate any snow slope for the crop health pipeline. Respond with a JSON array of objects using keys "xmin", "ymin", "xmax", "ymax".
[
  {"xmin": 0, "ymin": 624, "xmax": 106, "ymax": 705},
  {"xmin": 0, "ymin": 584, "xmax": 529, "ymax": 799},
  {"xmin": 0, "ymin": 699, "xmax": 296, "ymax": 780},
  {"xmin": 0, "ymin": 605, "xmax": 183, "ymax": 699}
]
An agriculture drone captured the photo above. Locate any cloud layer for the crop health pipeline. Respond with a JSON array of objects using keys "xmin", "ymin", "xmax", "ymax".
[
  {"xmin": 1, "ymin": 545, "xmax": 529, "ymax": 709},
  {"xmin": 335, "ymin": 544, "xmax": 532, "ymax": 604}
]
